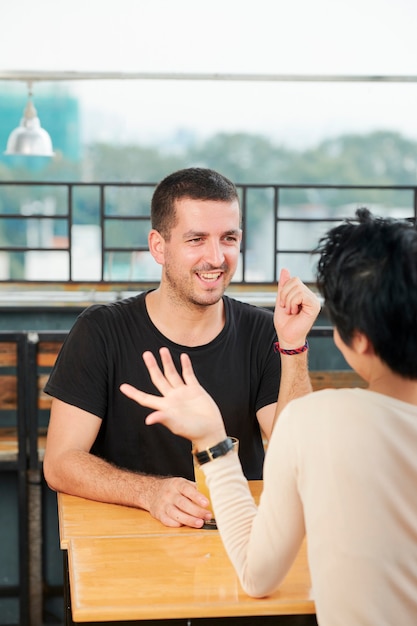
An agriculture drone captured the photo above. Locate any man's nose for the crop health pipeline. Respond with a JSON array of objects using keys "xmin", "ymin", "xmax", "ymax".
[{"xmin": 205, "ymin": 240, "xmax": 225, "ymax": 266}]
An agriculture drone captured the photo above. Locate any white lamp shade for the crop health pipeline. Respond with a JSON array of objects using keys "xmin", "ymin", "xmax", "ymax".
[{"xmin": 5, "ymin": 98, "xmax": 54, "ymax": 157}]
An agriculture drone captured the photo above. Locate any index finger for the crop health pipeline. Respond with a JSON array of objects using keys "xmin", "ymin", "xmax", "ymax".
[{"xmin": 277, "ymin": 268, "xmax": 291, "ymax": 306}]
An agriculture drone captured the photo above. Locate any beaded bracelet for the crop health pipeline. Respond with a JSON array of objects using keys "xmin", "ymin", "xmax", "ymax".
[{"xmin": 273, "ymin": 340, "xmax": 309, "ymax": 355}]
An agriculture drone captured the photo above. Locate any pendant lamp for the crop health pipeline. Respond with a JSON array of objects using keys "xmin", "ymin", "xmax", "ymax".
[{"xmin": 5, "ymin": 82, "xmax": 54, "ymax": 157}]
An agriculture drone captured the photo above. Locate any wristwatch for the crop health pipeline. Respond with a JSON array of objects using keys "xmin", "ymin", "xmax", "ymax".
[{"xmin": 194, "ymin": 437, "xmax": 234, "ymax": 465}]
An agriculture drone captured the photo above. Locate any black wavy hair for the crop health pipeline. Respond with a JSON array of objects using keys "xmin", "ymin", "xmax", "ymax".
[{"xmin": 315, "ymin": 208, "xmax": 417, "ymax": 378}]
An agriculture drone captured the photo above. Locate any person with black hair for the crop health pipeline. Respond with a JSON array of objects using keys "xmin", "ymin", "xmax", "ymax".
[
  {"xmin": 43, "ymin": 167, "xmax": 320, "ymax": 529},
  {"xmin": 121, "ymin": 208, "xmax": 417, "ymax": 624}
]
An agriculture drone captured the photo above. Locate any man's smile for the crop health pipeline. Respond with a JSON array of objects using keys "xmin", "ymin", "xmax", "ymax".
[{"xmin": 196, "ymin": 271, "xmax": 223, "ymax": 282}]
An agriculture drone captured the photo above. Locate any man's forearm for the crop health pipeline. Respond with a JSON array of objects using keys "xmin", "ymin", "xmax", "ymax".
[
  {"xmin": 273, "ymin": 352, "xmax": 312, "ymax": 428},
  {"xmin": 44, "ymin": 448, "xmax": 163, "ymax": 511}
]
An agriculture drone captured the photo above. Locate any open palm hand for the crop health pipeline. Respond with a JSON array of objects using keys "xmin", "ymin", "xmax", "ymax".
[{"xmin": 120, "ymin": 347, "xmax": 225, "ymax": 444}]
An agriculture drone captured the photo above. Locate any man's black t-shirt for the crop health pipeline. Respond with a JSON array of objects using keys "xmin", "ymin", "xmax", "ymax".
[{"xmin": 45, "ymin": 292, "xmax": 280, "ymax": 480}]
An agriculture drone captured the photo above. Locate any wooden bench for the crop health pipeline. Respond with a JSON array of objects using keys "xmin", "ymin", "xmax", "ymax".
[
  {"xmin": 36, "ymin": 340, "xmax": 64, "ymax": 461},
  {"xmin": 32, "ymin": 340, "xmax": 65, "ymax": 463},
  {"xmin": 0, "ymin": 338, "xmax": 64, "ymax": 464},
  {"xmin": 0, "ymin": 336, "xmax": 65, "ymax": 626},
  {"xmin": 0, "ymin": 341, "xmax": 21, "ymax": 463},
  {"xmin": 37, "ymin": 342, "xmax": 63, "ymax": 409}
]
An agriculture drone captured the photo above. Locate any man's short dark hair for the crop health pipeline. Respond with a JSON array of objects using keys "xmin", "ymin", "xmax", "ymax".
[
  {"xmin": 315, "ymin": 207, "xmax": 417, "ymax": 378},
  {"xmin": 151, "ymin": 168, "xmax": 240, "ymax": 239}
]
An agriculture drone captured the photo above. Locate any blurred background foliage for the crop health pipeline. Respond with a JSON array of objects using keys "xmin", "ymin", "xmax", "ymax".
[
  {"xmin": 1, "ymin": 129, "xmax": 417, "ymax": 188},
  {"xmin": 0, "ymin": 129, "xmax": 416, "ymax": 281}
]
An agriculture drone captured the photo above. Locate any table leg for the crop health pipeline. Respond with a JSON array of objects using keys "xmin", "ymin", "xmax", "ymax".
[{"xmin": 62, "ymin": 550, "xmax": 74, "ymax": 626}]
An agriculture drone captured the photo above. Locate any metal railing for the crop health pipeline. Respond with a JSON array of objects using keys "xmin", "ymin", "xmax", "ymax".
[{"xmin": 0, "ymin": 181, "xmax": 416, "ymax": 294}]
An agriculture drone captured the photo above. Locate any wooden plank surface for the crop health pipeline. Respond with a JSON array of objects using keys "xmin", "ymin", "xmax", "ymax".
[
  {"xmin": 37, "ymin": 341, "xmax": 63, "ymax": 367},
  {"xmin": 0, "ymin": 376, "xmax": 17, "ymax": 409},
  {"xmin": 0, "ymin": 342, "xmax": 17, "ymax": 366},
  {"xmin": 68, "ymin": 534, "xmax": 314, "ymax": 621},
  {"xmin": 38, "ymin": 375, "xmax": 53, "ymax": 410},
  {"xmin": 0, "ymin": 427, "xmax": 18, "ymax": 461}
]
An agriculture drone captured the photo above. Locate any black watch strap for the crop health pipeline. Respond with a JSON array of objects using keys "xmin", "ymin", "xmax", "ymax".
[{"xmin": 194, "ymin": 437, "xmax": 234, "ymax": 465}]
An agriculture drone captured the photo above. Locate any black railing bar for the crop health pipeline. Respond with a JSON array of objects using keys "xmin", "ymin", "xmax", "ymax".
[
  {"xmin": 25, "ymin": 334, "xmax": 39, "ymax": 471},
  {"xmin": 276, "ymin": 248, "xmax": 314, "ymax": 254},
  {"xmin": 100, "ymin": 185, "xmax": 105, "ymax": 281},
  {"xmin": 278, "ymin": 217, "xmax": 414, "ymax": 226},
  {"xmin": 103, "ymin": 247, "xmax": 149, "ymax": 252},
  {"xmin": 17, "ymin": 333, "xmax": 30, "ymax": 624},
  {"xmin": 0, "ymin": 247, "xmax": 70, "ymax": 252},
  {"xmin": 0, "ymin": 278, "xmax": 317, "ymax": 287},
  {"xmin": 0, "ymin": 214, "xmax": 410, "ymax": 224},
  {"xmin": 0, "ymin": 278, "xmax": 160, "ymax": 285},
  {"xmin": 2, "ymin": 181, "xmax": 417, "ymax": 191},
  {"xmin": 238, "ymin": 183, "xmax": 417, "ymax": 191},
  {"xmin": 0, "ymin": 280, "xmax": 156, "ymax": 286},
  {"xmin": 0, "ymin": 279, "xmax": 150, "ymax": 285},
  {"xmin": 0, "ymin": 355, "xmax": 28, "ymax": 439},
  {"xmin": 0, "ymin": 330, "xmax": 30, "ymax": 340},
  {"xmin": 275, "ymin": 217, "xmax": 385, "ymax": 223},
  {"xmin": 240, "ymin": 186, "xmax": 247, "ymax": 280},
  {"xmin": 68, "ymin": 183, "xmax": 73, "ymax": 282},
  {"xmin": 0, "ymin": 214, "xmax": 69, "ymax": 219},
  {"xmin": 0, "ymin": 247, "xmax": 318, "ymax": 256},
  {"xmin": 0, "ymin": 213, "xmax": 411, "ymax": 222},
  {"xmin": 414, "ymin": 190, "xmax": 417, "ymax": 222},
  {"xmin": 103, "ymin": 215, "xmax": 151, "ymax": 221},
  {"xmin": 0, "ymin": 181, "xmax": 157, "ymax": 187},
  {"xmin": 273, "ymin": 187, "xmax": 279, "ymax": 281}
]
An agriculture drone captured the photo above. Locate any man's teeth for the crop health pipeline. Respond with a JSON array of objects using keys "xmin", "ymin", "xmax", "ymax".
[{"xmin": 199, "ymin": 272, "xmax": 221, "ymax": 281}]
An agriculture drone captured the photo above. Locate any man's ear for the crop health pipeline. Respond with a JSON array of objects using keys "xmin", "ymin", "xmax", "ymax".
[{"xmin": 148, "ymin": 229, "xmax": 165, "ymax": 265}]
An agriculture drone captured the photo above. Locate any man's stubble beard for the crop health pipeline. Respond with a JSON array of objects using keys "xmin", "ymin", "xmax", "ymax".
[{"xmin": 164, "ymin": 264, "xmax": 232, "ymax": 310}]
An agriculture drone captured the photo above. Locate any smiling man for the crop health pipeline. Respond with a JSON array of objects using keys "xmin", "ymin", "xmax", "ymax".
[{"xmin": 43, "ymin": 167, "xmax": 320, "ymax": 529}]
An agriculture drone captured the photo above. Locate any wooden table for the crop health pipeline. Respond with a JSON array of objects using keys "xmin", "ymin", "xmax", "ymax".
[
  {"xmin": 58, "ymin": 482, "xmax": 315, "ymax": 624},
  {"xmin": 57, "ymin": 480, "xmax": 263, "ymax": 548}
]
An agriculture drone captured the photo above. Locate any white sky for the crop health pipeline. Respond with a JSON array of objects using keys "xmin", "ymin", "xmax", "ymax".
[{"xmin": 2, "ymin": 0, "xmax": 417, "ymax": 147}]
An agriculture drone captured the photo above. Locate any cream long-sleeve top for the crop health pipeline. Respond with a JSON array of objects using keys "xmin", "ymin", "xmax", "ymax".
[{"xmin": 203, "ymin": 388, "xmax": 417, "ymax": 626}]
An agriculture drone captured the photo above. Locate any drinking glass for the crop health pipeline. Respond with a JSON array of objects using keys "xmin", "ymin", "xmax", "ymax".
[{"xmin": 193, "ymin": 437, "xmax": 239, "ymax": 529}]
